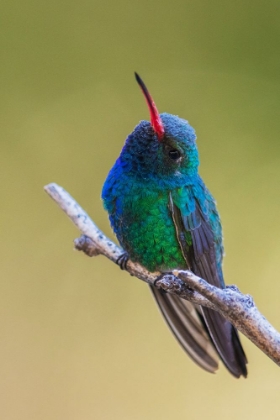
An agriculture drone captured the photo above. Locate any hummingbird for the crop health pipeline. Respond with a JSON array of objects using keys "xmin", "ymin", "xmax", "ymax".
[{"xmin": 102, "ymin": 73, "xmax": 247, "ymax": 378}]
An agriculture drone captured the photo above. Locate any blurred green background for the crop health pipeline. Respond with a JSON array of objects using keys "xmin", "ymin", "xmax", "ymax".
[{"xmin": 1, "ymin": 0, "xmax": 280, "ymax": 419}]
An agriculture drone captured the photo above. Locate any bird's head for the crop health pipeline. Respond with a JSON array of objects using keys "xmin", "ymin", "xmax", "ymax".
[{"xmin": 119, "ymin": 74, "xmax": 199, "ymax": 183}]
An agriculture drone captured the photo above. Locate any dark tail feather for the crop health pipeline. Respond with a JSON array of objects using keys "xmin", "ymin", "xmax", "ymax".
[
  {"xmin": 150, "ymin": 285, "xmax": 219, "ymax": 373},
  {"xmin": 231, "ymin": 327, "xmax": 248, "ymax": 377},
  {"xmin": 202, "ymin": 307, "xmax": 248, "ymax": 378}
]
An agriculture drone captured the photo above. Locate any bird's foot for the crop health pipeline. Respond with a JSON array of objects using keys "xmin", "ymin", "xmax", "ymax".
[
  {"xmin": 116, "ymin": 252, "xmax": 129, "ymax": 270},
  {"xmin": 153, "ymin": 273, "xmax": 171, "ymax": 293},
  {"xmin": 154, "ymin": 273, "xmax": 165, "ymax": 287}
]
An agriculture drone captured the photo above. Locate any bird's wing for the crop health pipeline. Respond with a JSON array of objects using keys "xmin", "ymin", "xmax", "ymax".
[{"xmin": 169, "ymin": 186, "xmax": 247, "ymax": 378}]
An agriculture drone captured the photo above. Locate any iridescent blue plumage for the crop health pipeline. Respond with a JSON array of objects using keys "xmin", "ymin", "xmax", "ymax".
[{"xmin": 102, "ymin": 75, "xmax": 247, "ymax": 378}]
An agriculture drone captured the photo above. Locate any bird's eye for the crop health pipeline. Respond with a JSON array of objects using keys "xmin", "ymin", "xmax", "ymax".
[{"xmin": 168, "ymin": 149, "xmax": 181, "ymax": 160}]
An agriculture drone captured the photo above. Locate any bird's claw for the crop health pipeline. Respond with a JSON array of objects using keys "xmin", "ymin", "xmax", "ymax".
[
  {"xmin": 116, "ymin": 252, "xmax": 129, "ymax": 270},
  {"xmin": 153, "ymin": 273, "xmax": 168, "ymax": 293}
]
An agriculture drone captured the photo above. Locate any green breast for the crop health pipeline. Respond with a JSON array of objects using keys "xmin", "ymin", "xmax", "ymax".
[{"xmin": 119, "ymin": 190, "xmax": 188, "ymax": 272}]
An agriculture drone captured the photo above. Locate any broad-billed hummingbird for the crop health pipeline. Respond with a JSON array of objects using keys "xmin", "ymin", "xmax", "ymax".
[{"xmin": 102, "ymin": 73, "xmax": 247, "ymax": 378}]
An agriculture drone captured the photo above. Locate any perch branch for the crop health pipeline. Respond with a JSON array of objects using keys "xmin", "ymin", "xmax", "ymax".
[{"xmin": 44, "ymin": 182, "xmax": 280, "ymax": 367}]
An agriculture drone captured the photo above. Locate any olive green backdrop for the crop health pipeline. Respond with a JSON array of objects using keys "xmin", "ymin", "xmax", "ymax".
[{"xmin": 1, "ymin": 1, "xmax": 280, "ymax": 419}]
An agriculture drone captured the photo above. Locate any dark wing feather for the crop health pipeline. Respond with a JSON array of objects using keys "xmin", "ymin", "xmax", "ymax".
[{"xmin": 171, "ymin": 192, "xmax": 247, "ymax": 378}]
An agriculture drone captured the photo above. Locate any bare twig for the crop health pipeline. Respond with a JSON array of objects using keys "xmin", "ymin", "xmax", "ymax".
[{"xmin": 44, "ymin": 182, "xmax": 280, "ymax": 367}]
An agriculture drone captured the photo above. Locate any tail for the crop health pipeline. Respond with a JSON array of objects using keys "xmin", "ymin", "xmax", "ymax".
[
  {"xmin": 150, "ymin": 285, "xmax": 247, "ymax": 378},
  {"xmin": 150, "ymin": 285, "xmax": 219, "ymax": 373}
]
